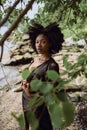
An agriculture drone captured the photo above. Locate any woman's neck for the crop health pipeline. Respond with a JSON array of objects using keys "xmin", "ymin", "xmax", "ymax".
[
  {"xmin": 39, "ymin": 53, "xmax": 51, "ymax": 58},
  {"xmin": 38, "ymin": 54, "xmax": 51, "ymax": 62}
]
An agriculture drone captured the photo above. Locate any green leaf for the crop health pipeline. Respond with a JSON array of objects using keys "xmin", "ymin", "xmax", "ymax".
[
  {"xmin": 30, "ymin": 79, "xmax": 43, "ymax": 91},
  {"xmin": 28, "ymin": 94, "xmax": 40, "ymax": 107},
  {"xmin": 46, "ymin": 70, "xmax": 59, "ymax": 81},
  {"xmin": 84, "ymin": 65, "xmax": 87, "ymax": 74},
  {"xmin": 45, "ymin": 93, "xmax": 65, "ymax": 128},
  {"xmin": 22, "ymin": 69, "xmax": 30, "ymax": 80},
  {"xmin": 28, "ymin": 94, "xmax": 44, "ymax": 108},
  {"xmin": 11, "ymin": 112, "xmax": 25, "ymax": 128},
  {"xmin": 56, "ymin": 92, "xmax": 68, "ymax": 102},
  {"xmin": 63, "ymin": 102, "xmax": 75, "ymax": 126},
  {"xmin": 48, "ymin": 101, "xmax": 65, "ymax": 128},
  {"xmin": 33, "ymin": 96, "xmax": 44, "ymax": 108},
  {"xmin": 40, "ymin": 83, "xmax": 53, "ymax": 94},
  {"xmin": 2, "ymin": 0, "xmax": 6, "ymax": 4},
  {"xmin": 48, "ymin": 100, "xmax": 74, "ymax": 128},
  {"xmin": 57, "ymin": 79, "xmax": 71, "ymax": 91},
  {"xmin": 45, "ymin": 93, "xmax": 57, "ymax": 105},
  {"xmin": 77, "ymin": 54, "xmax": 87, "ymax": 64},
  {"xmin": 26, "ymin": 111, "xmax": 38, "ymax": 130},
  {"xmin": 45, "ymin": 93, "xmax": 74, "ymax": 128},
  {"xmin": 63, "ymin": 56, "xmax": 72, "ymax": 71}
]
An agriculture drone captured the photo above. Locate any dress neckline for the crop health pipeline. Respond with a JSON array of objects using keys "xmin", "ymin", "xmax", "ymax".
[
  {"xmin": 30, "ymin": 57, "xmax": 52, "ymax": 73},
  {"xmin": 37, "ymin": 57, "xmax": 52, "ymax": 68}
]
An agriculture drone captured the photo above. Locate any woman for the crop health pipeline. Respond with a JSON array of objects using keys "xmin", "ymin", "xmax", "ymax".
[{"xmin": 21, "ymin": 22, "xmax": 64, "ymax": 130}]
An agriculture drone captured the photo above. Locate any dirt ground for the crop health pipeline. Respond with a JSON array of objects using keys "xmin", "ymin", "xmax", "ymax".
[
  {"xmin": 0, "ymin": 90, "xmax": 23, "ymax": 130},
  {"xmin": 0, "ymin": 89, "xmax": 80, "ymax": 130}
]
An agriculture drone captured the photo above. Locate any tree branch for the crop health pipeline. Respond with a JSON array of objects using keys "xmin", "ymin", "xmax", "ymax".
[
  {"xmin": 0, "ymin": 0, "xmax": 35, "ymax": 61},
  {"xmin": 0, "ymin": 45, "xmax": 4, "ymax": 62},
  {"xmin": 0, "ymin": 0, "xmax": 21, "ymax": 27},
  {"xmin": 60, "ymin": 88, "xmax": 87, "ymax": 93}
]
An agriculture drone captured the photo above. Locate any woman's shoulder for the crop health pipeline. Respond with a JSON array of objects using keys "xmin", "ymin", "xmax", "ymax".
[
  {"xmin": 49, "ymin": 57, "xmax": 58, "ymax": 65},
  {"xmin": 48, "ymin": 58, "xmax": 59, "ymax": 72}
]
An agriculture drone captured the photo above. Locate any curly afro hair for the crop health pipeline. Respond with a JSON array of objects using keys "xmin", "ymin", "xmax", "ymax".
[{"xmin": 27, "ymin": 22, "xmax": 64, "ymax": 54}]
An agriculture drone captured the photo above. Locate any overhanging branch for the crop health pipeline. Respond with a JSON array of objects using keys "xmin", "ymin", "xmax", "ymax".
[
  {"xmin": 0, "ymin": 0, "xmax": 21, "ymax": 27},
  {"xmin": 0, "ymin": 45, "xmax": 4, "ymax": 62},
  {"xmin": 0, "ymin": 0, "xmax": 35, "ymax": 61}
]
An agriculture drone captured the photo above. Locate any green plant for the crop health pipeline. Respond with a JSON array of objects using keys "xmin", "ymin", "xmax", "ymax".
[
  {"xmin": 12, "ymin": 52, "xmax": 87, "ymax": 130},
  {"xmin": 63, "ymin": 53, "xmax": 87, "ymax": 78},
  {"xmin": 19, "ymin": 70, "xmax": 75, "ymax": 129}
]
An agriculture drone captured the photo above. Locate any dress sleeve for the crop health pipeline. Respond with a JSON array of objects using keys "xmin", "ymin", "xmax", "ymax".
[
  {"xmin": 47, "ymin": 62, "xmax": 59, "ymax": 74},
  {"xmin": 47, "ymin": 62, "xmax": 59, "ymax": 87}
]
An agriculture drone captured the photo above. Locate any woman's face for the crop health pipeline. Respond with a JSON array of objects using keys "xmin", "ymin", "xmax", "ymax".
[{"xmin": 35, "ymin": 34, "xmax": 50, "ymax": 54}]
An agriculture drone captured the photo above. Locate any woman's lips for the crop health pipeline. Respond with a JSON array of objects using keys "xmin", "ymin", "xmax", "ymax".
[{"xmin": 37, "ymin": 48, "xmax": 42, "ymax": 52}]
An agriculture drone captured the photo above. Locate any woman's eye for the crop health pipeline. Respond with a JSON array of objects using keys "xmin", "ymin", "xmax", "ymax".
[
  {"xmin": 36, "ymin": 41, "xmax": 39, "ymax": 44},
  {"xmin": 35, "ymin": 40, "xmax": 46, "ymax": 45},
  {"xmin": 42, "ymin": 41, "xmax": 46, "ymax": 44}
]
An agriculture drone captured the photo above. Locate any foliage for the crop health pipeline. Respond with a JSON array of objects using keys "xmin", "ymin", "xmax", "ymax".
[
  {"xmin": 20, "ymin": 69, "xmax": 75, "ymax": 129},
  {"xmin": 24, "ymin": 111, "xmax": 39, "ymax": 130},
  {"xmin": 33, "ymin": 0, "xmax": 87, "ymax": 40},
  {"xmin": 63, "ymin": 53, "xmax": 87, "ymax": 78},
  {"xmin": 11, "ymin": 111, "xmax": 40, "ymax": 130},
  {"xmin": 0, "ymin": 0, "xmax": 31, "ymax": 39},
  {"xmin": 1, "ymin": 0, "xmax": 87, "ymax": 129},
  {"xmin": 0, "ymin": 0, "xmax": 87, "ymax": 41},
  {"xmin": 12, "ymin": 52, "xmax": 87, "ymax": 130},
  {"xmin": 11, "ymin": 112, "xmax": 25, "ymax": 129},
  {"xmin": 22, "ymin": 69, "xmax": 30, "ymax": 79}
]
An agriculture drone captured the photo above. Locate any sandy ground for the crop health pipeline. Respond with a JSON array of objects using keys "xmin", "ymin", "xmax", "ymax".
[
  {"xmin": 0, "ymin": 89, "xmax": 79, "ymax": 130},
  {"xmin": 0, "ymin": 90, "xmax": 23, "ymax": 130}
]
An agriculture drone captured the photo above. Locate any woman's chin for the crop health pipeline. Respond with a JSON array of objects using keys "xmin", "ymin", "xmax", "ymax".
[{"xmin": 37, "ymin": 50, "xmax": 43, "ymax": 54}]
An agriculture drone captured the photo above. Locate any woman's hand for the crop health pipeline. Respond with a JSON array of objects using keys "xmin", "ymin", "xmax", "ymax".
[
  {"xmin": 21, "ymin": 80, "xmax": 29, "ymax": 90},
  {"xmin": 21, "ymin": 80, "xmax": 34, "ymax": 97}
]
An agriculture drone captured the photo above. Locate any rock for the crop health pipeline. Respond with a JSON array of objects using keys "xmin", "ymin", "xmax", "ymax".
[
  {"xmin": 14, "ymin": 55, "xmax": 24, "ymax": 60},
  {"xmin": 1, "ymin": 52, "xmax": 11, "ymax": 65},
  {"xmin": 3, "ymin": 36, "xmax": 34, "ymax": 66},
  {"xmin": 0, "ymin": 66, "xmax": 22, "ymax": 89},
  {"xmin": 22, "ymin": 33, "xmax": 29, "ymax": 41},
  {"xmin": 76, "ymin": 39, "xmax": 86, "ymax": 46},
  {"xmin": 10, "ymin": 45, "xmax": 19, "ymax": 51},
  {"xmin": 64, "ymin": 37, "xmax": 86, "ymax": 47},
  {"xmin": 5, "ymin": 57, "xmax": 33, "ymax": 66},
  {"xmin": 18, "ymin": 64, "xmax": 30, "ymax": 72},
  {"xmin": 22, "ymin": 45, "xmax": 30, "ymax": 52},
  {"xmin": 64, "ymin": 37, "xmax": 74, "ymax": 46}
]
